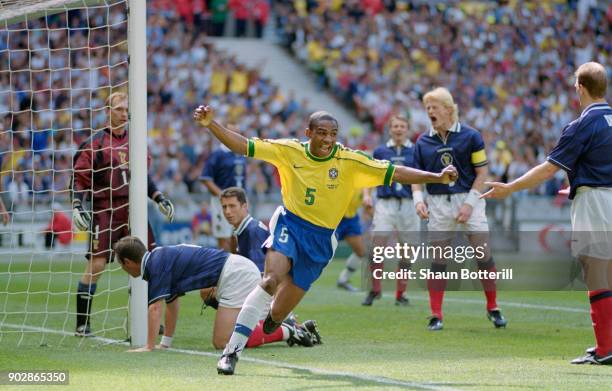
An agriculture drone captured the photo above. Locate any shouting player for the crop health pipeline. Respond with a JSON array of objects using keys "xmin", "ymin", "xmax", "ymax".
[
  {"xmin": 483, "ymin": 62, "xmax": 611, "ymax": 365},
  {"xmin": 193, "ymin": 105, "xmax": 458, "ymax": 374},
  {"xmin": 412, "ymin": 87, "xmax": 506, "ymax": 331},
  {"xmin": 72, "ymin": 92, "xmax": 175, "ymax": 336}
]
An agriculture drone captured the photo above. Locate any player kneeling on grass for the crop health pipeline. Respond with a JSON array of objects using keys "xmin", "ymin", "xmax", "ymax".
[{"xmin": 113, "ymin": 236, "xmax": 319, "ymax": 352}]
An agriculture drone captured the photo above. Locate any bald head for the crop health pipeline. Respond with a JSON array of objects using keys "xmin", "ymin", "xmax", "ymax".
[{"xmin": 575, "ymin": 62, "xmax": 607, "ymax": 99}]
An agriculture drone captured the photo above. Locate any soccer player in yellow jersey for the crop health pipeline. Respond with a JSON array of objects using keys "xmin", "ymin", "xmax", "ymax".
[{"xmin": 193, "ymin": 105, "xmax": 458, "ymax": 375}]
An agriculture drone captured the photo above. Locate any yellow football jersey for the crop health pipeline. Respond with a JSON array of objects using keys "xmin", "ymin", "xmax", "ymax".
[
  {"xmin": 247, "ymin": 138, "xmax": 394, "ymax": 229},
  {"xmin": 344, "ymin": 191, "xmax": 362, "ymax": 219}
]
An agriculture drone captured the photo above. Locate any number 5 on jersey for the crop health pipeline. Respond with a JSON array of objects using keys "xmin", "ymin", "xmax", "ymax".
[{"xmin": 305, "ymin": 187, "xmax": 316, "ymax": 205}]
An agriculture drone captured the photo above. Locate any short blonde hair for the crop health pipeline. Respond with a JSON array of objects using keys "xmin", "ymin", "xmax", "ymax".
[
  {"xmin": 422, "ymin": 87, "xmax": 459, "ymax": 124},
  {"xmin": 106, "ymin": 91, "xmax": 128, "ymax": 108}
]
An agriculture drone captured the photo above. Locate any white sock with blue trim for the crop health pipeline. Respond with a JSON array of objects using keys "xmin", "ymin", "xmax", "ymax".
[{"xmin": 223, "ymin": 285, "xmax": 272, "ymax": 356}]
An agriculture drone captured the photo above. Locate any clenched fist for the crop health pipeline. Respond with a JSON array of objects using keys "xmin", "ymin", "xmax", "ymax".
[{"xmin": 193, "ymin": 105, "xmax": 214, "ymax": 127}]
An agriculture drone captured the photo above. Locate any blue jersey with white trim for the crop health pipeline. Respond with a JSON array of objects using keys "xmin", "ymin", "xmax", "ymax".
[
  {"xmin": 413, "ymin": 123, "xmax": 488, "ymax": 195},
  {"xmin": 142, "ymin": 244, "xmax": 229, "ymax": 304},
  {"xmin": 200, "ymin": 147, "xmax": 247, "ymax": 189},
  {"xmin": 547, "ymin": 102, "xmax": 612, "ymax": 200},
  {"xmin": 373, "ymin": 140, "xmax": 414, "ymax": 199},
  {"xmin": 235, "ymin": 215, "xmax": 269, "ymax": 273}
]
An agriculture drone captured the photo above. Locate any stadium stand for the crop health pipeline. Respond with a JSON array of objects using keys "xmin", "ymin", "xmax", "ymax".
[{"xmin": 273, "ymin": 0, "xmax": 612, "ymax": 195}]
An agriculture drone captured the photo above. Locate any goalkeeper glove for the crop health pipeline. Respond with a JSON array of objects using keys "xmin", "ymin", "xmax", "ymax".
[
  {"xmin": 72, "ymin": 199, "xmax": 91, "ymax": 231},
  {"xmin": 154, "ymin": 194, "xmax": 175, "ymax": 222}
]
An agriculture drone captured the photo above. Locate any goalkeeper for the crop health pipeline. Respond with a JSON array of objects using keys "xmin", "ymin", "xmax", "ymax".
[{"xmin": 71, "ymin": 92, "xmax": 175, "ymax": 336}]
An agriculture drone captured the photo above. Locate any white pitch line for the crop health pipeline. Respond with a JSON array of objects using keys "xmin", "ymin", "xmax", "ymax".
[
  {"xmin": 1, "ymin": 323, "xmax": 460, "ymax": 391},
  {"xmin": 335, "ymin": 288, "xmax": 588, "ymax": 313}
]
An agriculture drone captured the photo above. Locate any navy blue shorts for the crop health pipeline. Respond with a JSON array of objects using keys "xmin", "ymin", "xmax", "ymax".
[
  {"xmin": 335, "ymin": 215, "xmax": 363, "ymax": 241},
  {"xmin": 268, "ymin": 206, "xmax": 337, "ymax": 291}
]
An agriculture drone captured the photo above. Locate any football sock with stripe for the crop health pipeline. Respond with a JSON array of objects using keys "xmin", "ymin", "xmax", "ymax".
[
  {"xmin": 338, "ymin": 254, "xmax": 363, "ymax": 284},
  {"xmin": 223, "ymin": 285, "xmax": 272, "ymax": 356}
]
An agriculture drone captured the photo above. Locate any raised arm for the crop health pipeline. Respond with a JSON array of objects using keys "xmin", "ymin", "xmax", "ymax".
[
  {"xmin": 393, "ymin": 165, "xmax": 457, "ymax": 185},
  {"xmin": 193, "ymin": 105, "xmax": 247, "ymax": 156}
]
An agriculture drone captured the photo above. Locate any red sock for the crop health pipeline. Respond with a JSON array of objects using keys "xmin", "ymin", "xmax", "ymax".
[
  {"xmin": 428, "ymin": 263, "xmax": 447, "ymax": 318},
  {"xmin": 370, "ymin": 263, "xmax": 383, "ymax": 293},
  {"xmin": 589, "ymin": 290, "xmax": 612, "ymax": 357},
  {"xmin": 478, "ymin": 262, "xmax": 498, "ymax": 311},
  {"xmin": 396, "ymin": 263, "xmax": 410, "ymax": 299},
  {"xmin": 246, "ymin": 320, "xmax": 284, "ymax": 348}
]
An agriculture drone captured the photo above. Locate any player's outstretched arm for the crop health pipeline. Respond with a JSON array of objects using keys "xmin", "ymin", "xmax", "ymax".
[
  {"xmin": 193, "ymin": 105, "xmax": 247, "ymax": 156},
  {"xmin": 128, "ymin": 300, "xmax": 163, "ymax": 352},
  {"xmin": 481, "ymin": 161, "xmax": 559, "ymax": 199},
  {"xmin": 393, "ymin": 165, "xmax": 458, "ymax": 185}
]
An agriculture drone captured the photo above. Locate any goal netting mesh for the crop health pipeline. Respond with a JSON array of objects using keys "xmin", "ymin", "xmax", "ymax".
[{"xmin": 0, "ymin": 0, "xmax": 130, "ymax": 346}]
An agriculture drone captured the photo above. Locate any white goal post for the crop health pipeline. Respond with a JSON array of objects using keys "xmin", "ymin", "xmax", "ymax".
[{"xmin": 0, "ymin": 0, "xmax": 147, "ymax": 346}]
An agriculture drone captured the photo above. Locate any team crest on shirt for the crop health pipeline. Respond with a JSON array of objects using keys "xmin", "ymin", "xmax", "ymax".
[
  {"xmin": 440, "ymin": 152, "xmax": 453, "ymax": 167},
  {"xmin": 328, "ymin": 168, "xmax": 339, "ymax": 180}
]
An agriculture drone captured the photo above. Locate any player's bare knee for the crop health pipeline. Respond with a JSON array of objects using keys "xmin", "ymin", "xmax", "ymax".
[{"xmin": 260, "ymin": 275, "xmax": 279, "ymax": 295}]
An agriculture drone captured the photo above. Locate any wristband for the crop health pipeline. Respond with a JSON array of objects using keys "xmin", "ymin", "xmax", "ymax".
[
  {"xmin": 413, "ymin": 190, "xmax": 424, "ymax": 206},
  {"xmin": 160, "ymin": 335, "xmax": 173, "ymax": 348},
  {"xmin": 464, "ymin": 189, "xmax": 481, "ymax": 208}
]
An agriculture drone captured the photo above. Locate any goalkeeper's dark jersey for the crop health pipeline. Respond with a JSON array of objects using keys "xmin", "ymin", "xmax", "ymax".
[
  {"xmin": 142, "ymin": 244, "xmax": 229, "ymax": 304},
  {"xmin": 73, "ymin": 128, "xmax": 130, "ymax": 208}
]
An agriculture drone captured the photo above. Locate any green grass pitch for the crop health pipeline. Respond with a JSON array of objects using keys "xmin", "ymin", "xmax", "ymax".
[{"xmin": 1, "ymin": 257, "xmax": 610, "ymax": 390}]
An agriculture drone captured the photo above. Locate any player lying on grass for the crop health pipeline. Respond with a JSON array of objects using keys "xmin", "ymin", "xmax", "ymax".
[
  {"xmin": 193, "ymin": 105, "xmax": 458, "ymax": 375},
  {"xmin": 482, "ymin": 61, "xmax": 611, "ymax": 365},
  {"xmin": 113, "ymin": 236, "xmax": 319, "ymax": 352}
]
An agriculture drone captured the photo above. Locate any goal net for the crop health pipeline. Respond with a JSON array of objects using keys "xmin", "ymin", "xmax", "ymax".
[{"xmin": 0, "ymin": 0, "xmax": 135, "ymax": 346}]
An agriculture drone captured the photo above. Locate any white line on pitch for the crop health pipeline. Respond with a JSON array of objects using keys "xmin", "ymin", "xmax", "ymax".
[
  {"xmin": 334, "ymin": 288, "xmax": 588, "ymax": 313},
  {"xmin": 1, "ymin": 323, "xmax": 460, "ymax": 391}
]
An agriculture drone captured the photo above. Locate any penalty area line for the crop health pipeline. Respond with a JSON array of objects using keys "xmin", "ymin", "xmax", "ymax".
[{"xmin": 2, "ymin": 322, "xmax": 460, "ymax": 391}]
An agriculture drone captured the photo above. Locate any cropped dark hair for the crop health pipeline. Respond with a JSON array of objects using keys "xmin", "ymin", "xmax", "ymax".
[
  {"xmin": 308, "ymin": 111, "xmax": 339, "ymax": 130},
  {"xmin": 220, "ymin": 187, "xmax": 247, "ymax": 205},
  {"xmin": 114, "ymin": 236, "xmax": 147, "ymax": 264}
]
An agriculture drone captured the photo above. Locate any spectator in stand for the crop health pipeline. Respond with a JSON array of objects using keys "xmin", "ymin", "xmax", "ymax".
[
  {"xmin": 44, "ymin": 203, "xmax": 73, "ymax": 249},
  {"xmin": 228, "ymin": 0, "xmax": 249, "ymax": 37},
  {"xmin": 192, "ymin": 200, "xmax": 213, "ymax": 243}
]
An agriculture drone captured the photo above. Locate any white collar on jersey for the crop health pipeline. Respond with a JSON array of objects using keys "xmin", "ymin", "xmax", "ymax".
[
  {"xmin": 580, "ymin": 101, "xmax": 610, "ymax": 118},
  {"xmin": 234, "ymin": 215, "xmax": 253, "ymax": 236},
  {"xmin": 386, "ymin": 138, "xmax": 413, "ymax": 148},
  {"xmin": 429, "ymin": 121, "xmax": 461, "ymax": 137}
]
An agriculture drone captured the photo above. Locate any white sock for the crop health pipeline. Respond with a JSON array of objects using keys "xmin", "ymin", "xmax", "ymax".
[
  {"xmin": 223, "ymin": 285, "xmax": 272, "ymax": 356},
  {"xmin": 280, "ymin": 324, "xmax": 290, "ymax": 341},
  {"xmin": 338, "ymin": 254, "xmax": 363, "ymax": 283}
]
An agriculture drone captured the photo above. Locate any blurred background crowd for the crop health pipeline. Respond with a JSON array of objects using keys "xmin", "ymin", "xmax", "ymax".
[{"xmin": 1, "ymin": 0, "xmax": 611, "ymax": 221}]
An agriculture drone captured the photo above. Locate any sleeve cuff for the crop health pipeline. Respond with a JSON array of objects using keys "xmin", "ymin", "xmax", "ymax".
[
  {"xmin": 384, "ymin": 164, "xmax": 395, "ymax": 187},
  {"xmin": 247, "ymin": 139, "xmax": 255, "ymax": 157},
  {"xmin": 547, "ymin": 156, "xmax": 571, "ymax": 172}
]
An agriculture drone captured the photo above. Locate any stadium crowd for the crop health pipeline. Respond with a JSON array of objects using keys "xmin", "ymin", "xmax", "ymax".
[
  {"xmin": 0, "ymin": 1, "xmax": 308, "ymax": 214},
  {"xmin": 2, "ymin": 0, "xmax": 611, "ymax": 216},
  {"xmin": 274, "ymin": 0, "xmax": 612, "ymax": 194}
]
